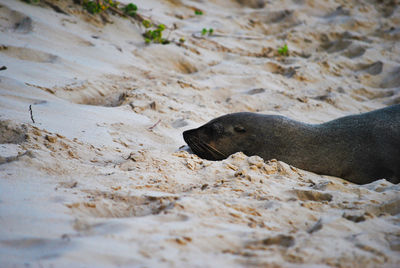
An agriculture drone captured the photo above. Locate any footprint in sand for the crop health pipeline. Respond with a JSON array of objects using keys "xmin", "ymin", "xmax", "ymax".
[
  {"xmin": 0, "ymin": 237, "xmax": 72, "ymax": 261},
  {"xmin": 0, "ymin": 45, "xmax": 59, "ymax": 63},
  {"xmin": 356, "ymin": 61, "xmax": 383, "ymax": 75},
  {"xmin": 67, "ymin": 191, "xmax": 179, "ymax": 218},
  {"xmin": 0, "ymin": 5, "xmax": 33, "ymax": 34}
]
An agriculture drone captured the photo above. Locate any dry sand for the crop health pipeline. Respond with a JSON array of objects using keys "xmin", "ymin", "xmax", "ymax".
[{"xmin": 0, "ymin": 0, "xmax": 400, "ymax": 267}]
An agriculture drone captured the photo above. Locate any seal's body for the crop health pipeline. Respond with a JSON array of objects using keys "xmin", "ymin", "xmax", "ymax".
[{"xmin": 183, "ymin": 105, "xmax": 400, "ymax": 184}]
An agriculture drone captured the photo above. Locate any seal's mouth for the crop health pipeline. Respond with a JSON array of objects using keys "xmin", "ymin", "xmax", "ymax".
[{"xmin": 183, "ymin": 129, "xmax": 226, "ymax": 161}]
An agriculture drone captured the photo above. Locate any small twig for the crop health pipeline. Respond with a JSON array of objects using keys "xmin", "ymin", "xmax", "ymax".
[
  {"xmin": 148, "ymin": 119, "xmax": 161, "ymax": 130},
  {"xmin": 307, "ymin": 218, "xmax": 323, "ymax": 234},
  {"xmin": 29, "ymin": 105, "xmax": 35, "ymax": 124},
  {"xmin": 133, "ymin": 11, "xmax": 149, "ymax": 23},
  {"xmin": 43, "ymin": 0, "xmax": 69, "ymax": 15},
  {"xmin": 213, "ymin": 33, "xmax": 266, "ymax": 40},
  {"xmin": 108, "ymin": 5, "xmax": 149, "ymax": 23},
  {"xmin": 192, "ymin": 33, "xmax": 266, "ymax": 40},
  {"xmin": 108, "ymin": 6, "xmax": 126, "ymax": 17}
]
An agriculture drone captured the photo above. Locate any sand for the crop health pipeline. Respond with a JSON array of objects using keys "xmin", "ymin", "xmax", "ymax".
[{"xmin": 0, "ymin": 0, "xmax": 399, "ymax": 267}]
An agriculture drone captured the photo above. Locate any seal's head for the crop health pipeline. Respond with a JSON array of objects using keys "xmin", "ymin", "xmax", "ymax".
[{"xmin": 183, "ymin": 113, "xmax": 262, "ymax": 160}]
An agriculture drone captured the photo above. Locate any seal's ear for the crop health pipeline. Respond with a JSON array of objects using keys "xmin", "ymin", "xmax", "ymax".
[{"xmin": 234, "ymin": 125, "xmax": 246, "ymax": 133}]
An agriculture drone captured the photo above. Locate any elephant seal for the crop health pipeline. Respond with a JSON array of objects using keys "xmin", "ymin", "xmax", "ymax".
[{"xmin": 183, "ymin": 105, "xmax": 400, "ymax": 184}]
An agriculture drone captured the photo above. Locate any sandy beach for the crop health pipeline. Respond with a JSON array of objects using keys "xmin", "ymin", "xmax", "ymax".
[{"xmin": 1, "ymin": 0, "xmax": 399, "ymax": 267}]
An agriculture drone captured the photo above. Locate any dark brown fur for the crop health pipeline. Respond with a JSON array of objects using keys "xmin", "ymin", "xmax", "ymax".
[{"xmin": 183, "ymin": 105, "xmax": 400, "ymax": 184}]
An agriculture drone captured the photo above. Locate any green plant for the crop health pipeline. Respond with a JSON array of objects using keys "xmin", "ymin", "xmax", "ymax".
[
  {"xmin": 277, "ymin": 44, "xmax": 289, "ymax": 56},
  {"xmin": 123, "ymin": 3, "xmax": 137, "ymax": 16},
  {"xmin": 201, "ymin": 28, "xmax": 214, "ymax": 36},
  {"xmin": 106, "ymin": 0, "xmax": 118, "ymax": 7},
  {"xmin": 142, "ymin": 19, "xmax": 152, "ymax": 28},
  {"xmin": 143, "ymin": 22, "xmax": 169, "ymax": 44},
  {"xmin": 83, "ymin": 0, "xmax": 119, "ymax": 14},
  {"xmin": 83, "ymin": 1, "xmax": 100, "ymax": 14},
  {"xmin": 22, "ymin": 0, "xmax": 39, "ymax": 3},
  {"xmin": 194, "ymin": 10, "xmax": 203, "ymax": 15}
]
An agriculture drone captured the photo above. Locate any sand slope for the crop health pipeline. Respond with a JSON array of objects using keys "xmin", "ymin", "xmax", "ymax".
[{"xmin": 0, "ymin": 0, "xmax": 399, "ymax": 267}]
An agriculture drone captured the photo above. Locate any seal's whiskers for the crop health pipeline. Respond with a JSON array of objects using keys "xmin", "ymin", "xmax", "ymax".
[{"xmin": 198, "ymin": 140, "xmax": 226, "ymax": 159}]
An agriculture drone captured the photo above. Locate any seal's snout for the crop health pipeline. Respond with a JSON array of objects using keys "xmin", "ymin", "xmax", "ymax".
[
  {"xmin": 183, "ymin": 128, "xmax": 195, "ymax": 144},
  {"xmin": 182, "ymin": 128, "xmax": 202, "ymax": 155}
]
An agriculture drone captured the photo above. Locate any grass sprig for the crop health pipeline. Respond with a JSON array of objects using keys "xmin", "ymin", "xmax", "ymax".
[{"xmin": 277, "ymin": 44, "xmax": 289, "ymax": 56}]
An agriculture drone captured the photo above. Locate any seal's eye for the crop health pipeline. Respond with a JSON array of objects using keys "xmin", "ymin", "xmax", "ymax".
[{"xmin": 234, "ymin": 125, "xmax": 246, "ymax": 133}]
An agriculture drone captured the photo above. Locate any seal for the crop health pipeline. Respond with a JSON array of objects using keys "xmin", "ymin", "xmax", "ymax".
[{"xmin": 183, "ymin": 105, "xmax": 400, "ymax": 184}]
